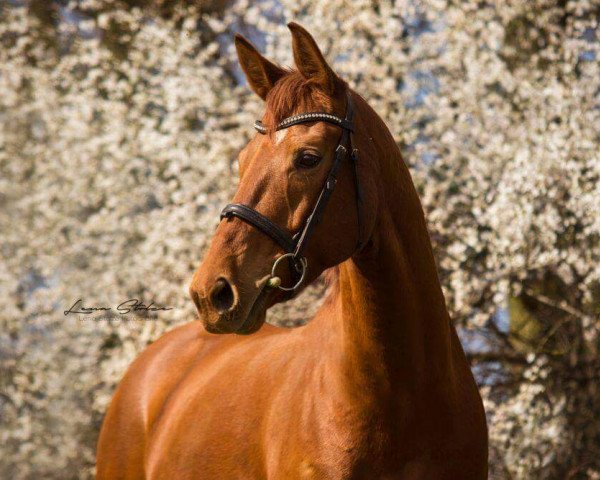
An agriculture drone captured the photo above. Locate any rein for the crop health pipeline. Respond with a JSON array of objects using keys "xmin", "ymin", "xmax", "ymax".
[{"xmin": 220, "ymin": 92, "xmax": 362, "ymax": 294}]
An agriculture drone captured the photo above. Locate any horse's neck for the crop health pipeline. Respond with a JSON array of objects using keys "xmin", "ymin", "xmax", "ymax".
[
  {"xmin": 333, "ymin": 215, "xmax": 453, "ymax": 399},
  {"xmin": 322, "ymin": 116, "xmax": 455, "ymax": 408}
]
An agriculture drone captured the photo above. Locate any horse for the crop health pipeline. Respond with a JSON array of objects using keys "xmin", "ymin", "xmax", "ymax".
[{"xmin": 96, "ymin": 22, "xmax": 488, "ymax": 479}]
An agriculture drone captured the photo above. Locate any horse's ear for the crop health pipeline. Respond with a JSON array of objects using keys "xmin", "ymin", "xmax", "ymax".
[
  {"xmin": 235, "ymin": 34, "xmax": 286, "ymax": 101},
  {"xmin": 288, "ymin": 22, "xmax": 342, "ymax": 95}
]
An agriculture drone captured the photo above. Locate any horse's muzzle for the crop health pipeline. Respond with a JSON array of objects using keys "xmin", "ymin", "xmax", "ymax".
[{"xmin": 189, "ymin": 275, "xmax": 271, "ymax": 334}]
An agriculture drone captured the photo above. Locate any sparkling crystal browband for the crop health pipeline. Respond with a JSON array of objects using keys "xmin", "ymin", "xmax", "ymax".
[{"xmin": 254, "ymin": 112, "xmax": 354, "ymax": 134}]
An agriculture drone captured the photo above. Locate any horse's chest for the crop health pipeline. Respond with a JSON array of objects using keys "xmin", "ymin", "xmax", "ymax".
[{"xmin": 144, "ymin": 352, "xmax": 395, "ymax": 479}]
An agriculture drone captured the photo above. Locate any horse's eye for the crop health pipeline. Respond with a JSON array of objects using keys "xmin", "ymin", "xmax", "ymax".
[{"xmin": 295, "ymin": 152, "xmax": 322, "ymax": 169}]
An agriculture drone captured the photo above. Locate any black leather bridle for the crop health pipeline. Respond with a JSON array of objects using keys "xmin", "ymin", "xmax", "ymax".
[{"xmin": 220, "ymin": 92, "xmax": 362, "ymax": 294}]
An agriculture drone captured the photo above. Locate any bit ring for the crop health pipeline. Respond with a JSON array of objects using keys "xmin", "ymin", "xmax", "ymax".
[{"xmin": 269, "ymin": 253, "xmax": 308, "ymax": 292}]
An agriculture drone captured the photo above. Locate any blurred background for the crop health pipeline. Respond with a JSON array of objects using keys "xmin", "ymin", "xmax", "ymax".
[{"xmin": 0, "ymin": 0, "xmax": 599, "ymax": 478}]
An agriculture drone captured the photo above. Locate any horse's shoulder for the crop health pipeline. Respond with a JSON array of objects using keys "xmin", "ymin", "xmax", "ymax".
[
  {"xmin": 96, "ymin": 320, "xmax": 214, "ymax": 478},
  {"xmin": 133, "ymin": 319, "xmax": 212, "ymax": 368},
  {"xmin": 115, "ymin": 320, "xmax": 215, "ymax": 413}
]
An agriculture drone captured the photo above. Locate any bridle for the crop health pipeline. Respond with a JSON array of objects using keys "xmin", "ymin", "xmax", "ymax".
[{"xmin": 220, "ymin": 92, "xmax": 362, "ymax": 295}]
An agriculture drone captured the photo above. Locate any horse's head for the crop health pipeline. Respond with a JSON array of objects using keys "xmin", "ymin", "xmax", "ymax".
[{"xmin": 189, "ymin": 23, "xmax": 379, "ymax": 334}]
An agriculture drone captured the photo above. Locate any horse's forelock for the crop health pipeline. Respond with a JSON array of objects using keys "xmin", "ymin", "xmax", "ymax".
[{"xmin": 263, "ymin": 71, "xmax": 343, "ymax": 130}]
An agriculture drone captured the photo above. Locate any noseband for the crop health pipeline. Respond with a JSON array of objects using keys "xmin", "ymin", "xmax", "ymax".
[{"xmin": 220, "ymin": 92, "xmax": 362, "ymax": 295}]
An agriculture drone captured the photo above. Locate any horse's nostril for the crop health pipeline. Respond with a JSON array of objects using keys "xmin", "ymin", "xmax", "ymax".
[{"xmin": 209, "ymin": 278, "xmax": 235, "ymax": 313}]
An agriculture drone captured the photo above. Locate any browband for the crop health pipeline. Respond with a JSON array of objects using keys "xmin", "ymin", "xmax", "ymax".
[{"xmin": 254, "ymin": 113, "xmax": 353, "ymax": 135}]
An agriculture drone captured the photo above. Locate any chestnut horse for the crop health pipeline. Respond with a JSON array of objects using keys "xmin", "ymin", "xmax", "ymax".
[{"xmin": 97, "ymin": 23, "xmax": 488, "ymax": 479}]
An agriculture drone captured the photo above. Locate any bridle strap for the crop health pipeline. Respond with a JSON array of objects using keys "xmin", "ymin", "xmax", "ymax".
[
  {"xmin": 220, "ymin": 92, "xmax": 360, "ymax": 293},
  {"xmin": 220, "ymin": 204, "xmax": 296, "ymax": 253},
  {"xmin": 293, "ymin": 97, "xmax": 354, "ymax": 259},
  {"xmin": 350, "ymin": 148, "xmax": 364, "ymax": 250}
]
